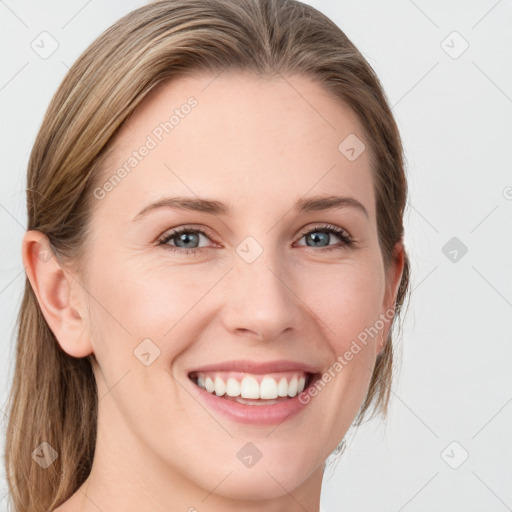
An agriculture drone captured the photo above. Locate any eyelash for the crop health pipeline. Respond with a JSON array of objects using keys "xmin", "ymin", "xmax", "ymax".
[{"xmin": 157, "ymin": 224, "xmax": 354, "ymax": 256}]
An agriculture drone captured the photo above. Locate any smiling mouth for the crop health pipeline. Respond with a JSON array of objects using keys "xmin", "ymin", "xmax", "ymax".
[{"xmin": 188, "ymin": 370, "xmax": 318, "ymax": 406}]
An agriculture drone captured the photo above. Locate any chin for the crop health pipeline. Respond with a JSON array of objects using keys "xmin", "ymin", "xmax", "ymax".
[{"xmin": 195, "ymin": 441, "xmax": 323, "ymax": 501}]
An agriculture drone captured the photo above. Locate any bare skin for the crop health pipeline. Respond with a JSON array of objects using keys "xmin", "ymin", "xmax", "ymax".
[{"xmin": 24, "ymin": 72, "xmax": 404, "ymax": 512}]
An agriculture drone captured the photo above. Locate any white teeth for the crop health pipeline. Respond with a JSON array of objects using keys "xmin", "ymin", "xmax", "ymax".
[
  {"xmin": 214, "ymin": 376, "xmax": 226, "ymax": 396},
  {"xmin": 194, "ymin": 372, "xmax": 309, "ymax": 400},
  {"xmin": 277, "ymin": 377, "xmax": 288, "ymax": 397},
  {"xmin": 225, "ymin": 377, "xmax": 241, "ymax": 397},
  {"xmin": 205, "ymin": 376, "xmax": 215, "ymax": 393},
  {"xmin": 260, "ymin": 377, "xmax": 278, "ymax": 399},
  {"xmin": 288, "ymin": 376, "xmax": 298, "ymax": 397},
  {"xmin": 240, "ymin": 376, "xmax": 260, "ymax": 399}
]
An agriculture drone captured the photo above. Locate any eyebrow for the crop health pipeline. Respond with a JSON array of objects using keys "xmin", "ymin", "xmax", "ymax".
[{"xmin": 132, "ymin": 194, "xmax": 369, "ymax": 221}]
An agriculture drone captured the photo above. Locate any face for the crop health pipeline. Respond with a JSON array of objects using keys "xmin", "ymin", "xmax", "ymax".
[{"xmin": 72, "ymin": 73, "xmax": 402, "ymax": 501}]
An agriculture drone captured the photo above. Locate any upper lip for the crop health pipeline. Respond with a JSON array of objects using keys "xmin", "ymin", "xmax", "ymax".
[{"xmin": 188, "ymin": 359, "xmax": 322, "ymax": 375}]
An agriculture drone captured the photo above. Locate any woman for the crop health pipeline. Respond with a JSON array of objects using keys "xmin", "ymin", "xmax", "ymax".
[{"xmin": 5, "ymin": 0, "xmax": 410, "ymax": 510}]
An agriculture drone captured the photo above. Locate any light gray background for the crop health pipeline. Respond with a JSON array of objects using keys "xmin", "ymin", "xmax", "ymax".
[{"xmin": 1, "ymin": 1, "xmax": 511, "ymax": 511}]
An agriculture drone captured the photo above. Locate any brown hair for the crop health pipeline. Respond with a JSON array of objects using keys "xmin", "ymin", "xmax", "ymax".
[{"xmin": 4, "ymin": 0, "xmax": 410, "ymax": 510}]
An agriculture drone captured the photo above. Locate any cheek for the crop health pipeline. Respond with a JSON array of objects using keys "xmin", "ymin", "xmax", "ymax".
[
  {"xmin": 86, "ymin": 256, "xmax": 220, "ymax": 361},
  {"xmin": 298, "ymin": 258, "xmax": 385, "ymax": 350}
]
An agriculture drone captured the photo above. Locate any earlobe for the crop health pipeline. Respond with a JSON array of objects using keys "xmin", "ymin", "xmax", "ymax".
[{"xmin": 22, "ymin": 230, "xmax": 94, "ymax": 358}]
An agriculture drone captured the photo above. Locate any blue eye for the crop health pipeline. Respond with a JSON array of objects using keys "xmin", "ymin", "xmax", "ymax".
[
  {"xmin": 158, "ymin": 226, "xmax": 212, "ymax": 256},
  {"xmin": 158, "ymin": 224, "xmax": 353, "ymax": 255},
  {"xmin": 296, "ymin": 224, "xmax": 353, "ymax": 251}
]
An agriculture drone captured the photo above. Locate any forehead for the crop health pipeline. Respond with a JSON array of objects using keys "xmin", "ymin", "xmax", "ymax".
[{"xmin": 94, "ymin": 72, "xmax": 375, "ymax": 221}]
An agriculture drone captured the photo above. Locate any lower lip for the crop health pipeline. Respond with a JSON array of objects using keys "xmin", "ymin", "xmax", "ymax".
[{"xmin": 189, "ymin": 378, "xmax": 314, "ymax": 425}]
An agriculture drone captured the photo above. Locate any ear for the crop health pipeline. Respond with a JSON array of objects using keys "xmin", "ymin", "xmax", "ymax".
[
  {"xmin": 22, "ymin": 230, "xmax": 93, "ymax": 358},
  {"xmin": 377, "ymin": 239, "xmax": 406, "ymax": 355}
]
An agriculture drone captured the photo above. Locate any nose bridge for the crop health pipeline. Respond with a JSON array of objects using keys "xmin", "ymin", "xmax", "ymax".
[{"xmin": 220, "ymin": 239, "xmax": 301, "ymax": 340}]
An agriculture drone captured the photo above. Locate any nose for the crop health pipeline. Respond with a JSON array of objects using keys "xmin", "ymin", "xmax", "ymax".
[{"xmin": 220, "ymin": 246, "xmax": 304, "ymax": 343}]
